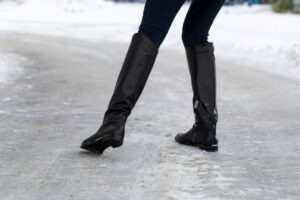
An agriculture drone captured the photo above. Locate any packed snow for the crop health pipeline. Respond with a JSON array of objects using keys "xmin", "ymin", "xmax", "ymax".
[
  {"xmin": 0, "ymin": 51, "xmax": 23, "ymax": 85},
  {"xmin": 0, "ymin": 0, "xmax": 300, "ymax": 80}
]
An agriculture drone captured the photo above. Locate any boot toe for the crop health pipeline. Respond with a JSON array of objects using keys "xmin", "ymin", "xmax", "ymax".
[
  {"xmin": 80, "ymin": 133, "xmax": 123, "ymax": 154},
  {"xmin": 80, "ymin": 140, "xmax": 112, "ymax": 154},
  {"xmin": 175, "ymin": 133, "xmax": 194, "ymax": 145},
  {"xmin": 80, "ymin": 133, "xmax": 98, "ymax": 148},
  {"xmin": 174, "ymin": 133, "xmax": 183, "ymax": 143}
]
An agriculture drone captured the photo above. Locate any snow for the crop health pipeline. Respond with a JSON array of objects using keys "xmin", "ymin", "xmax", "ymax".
[
  {"xmin": 0, "ymin": 0, "xmax": 300, "ymax": 81},
  {"xmin": 0, "ymin": 51, "xmax": 23, "ymax": 85},
  {"xmin": 212, "ymin": 6, "xmax": 300, "ymax": 80}
]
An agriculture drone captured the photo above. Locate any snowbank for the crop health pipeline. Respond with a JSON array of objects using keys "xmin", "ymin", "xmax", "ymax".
[
  {"xmin": 0, "ymin": 1, "xmax": 299, "ymax": 80},
  {"xmin": 211, "ymin": 5, "xmax": 300, "ymax": 80}
]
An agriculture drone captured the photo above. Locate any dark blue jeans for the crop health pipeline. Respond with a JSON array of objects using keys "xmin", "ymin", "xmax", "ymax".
[{"xmin": 138, "ymin": 0, "xmax": 225, "ymax": 48}]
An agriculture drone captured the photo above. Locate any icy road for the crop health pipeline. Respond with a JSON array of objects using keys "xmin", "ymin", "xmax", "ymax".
[{"xmin": 0, "ymin": 32, "xmax": 300, "ymax": 200}]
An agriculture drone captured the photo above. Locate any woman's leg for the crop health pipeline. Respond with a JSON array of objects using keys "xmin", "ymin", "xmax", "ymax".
[
  {"xmin": 80, "ymin": 0, "xmax": 188, "ymax": 154},
  {"xmin": 80, "ymin": 33, "xmax": 158, "ymax": 154},
  {"xmin": 175, "ymin": 0, "xmax": 225, "ymax": 151},
  {"xmin": 138, "ymin": 0, "xmax": 186, "ymax": 48},
  {"xmin": 182, "ymin": 0, "xmax": 225, "ymax": 47}
]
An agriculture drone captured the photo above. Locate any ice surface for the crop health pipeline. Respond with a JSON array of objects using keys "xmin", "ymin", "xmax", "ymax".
[{"xmin": 0, "ymin": 31, "xmax": 299, "ymax": 200}]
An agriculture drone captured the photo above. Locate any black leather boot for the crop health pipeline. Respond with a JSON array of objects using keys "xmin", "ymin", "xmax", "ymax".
[
  {"xmin": 175, "ymin": 42, "xmax": 218, "ymax": 152},
  {"xmin": 80, "ymin": 33, "xmax": 158, "ymax": 154}
]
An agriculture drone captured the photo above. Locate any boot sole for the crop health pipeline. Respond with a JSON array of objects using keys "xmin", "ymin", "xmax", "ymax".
[
  {"xmin": 198, "ymin": 143, "xmax": 218, "ymax": 152},
  {"xmin": 175, "ymin": 138, "xmax": 218, "ymax": 152}
]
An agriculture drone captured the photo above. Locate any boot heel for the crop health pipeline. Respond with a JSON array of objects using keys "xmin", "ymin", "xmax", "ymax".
[
  {"xmin": 110, "ymin": 139, "xmax": 122, "ymax": 148},
  {"xmin": 101, "ymin": 135, "xmax": 123, "ymax": 148},
  {"xmin": 198, "ymin": 144, "xmax": 218, "ymax": 152}
]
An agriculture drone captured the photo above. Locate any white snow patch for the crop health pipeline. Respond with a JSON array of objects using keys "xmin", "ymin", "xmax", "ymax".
[
  {"xmin": 0, "ymin": 51, "xmax": 24, "ymax": 86},
  {"xmin": 210, "ymin": 5, "xmax": 300, "ymax": 80}
]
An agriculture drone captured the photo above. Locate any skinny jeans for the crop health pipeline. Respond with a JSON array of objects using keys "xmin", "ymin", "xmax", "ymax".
[{"xmin": 138, "ymin": 0, "xmax": 225, "ymax": 48}]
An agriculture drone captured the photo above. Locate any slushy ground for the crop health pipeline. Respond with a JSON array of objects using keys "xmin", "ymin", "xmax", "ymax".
[{"xmin": 0, "ymin": 32, "xmax": 299, "ymax": 200}]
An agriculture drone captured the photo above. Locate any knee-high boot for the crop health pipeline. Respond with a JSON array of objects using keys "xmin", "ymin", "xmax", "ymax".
[
  {"xmin": 175, "ymin": 42, "xmax": 218, "ymax": 152},
  {"xmin": 80, "ymin": 33, "xmax": 158, "ymax": 154}
]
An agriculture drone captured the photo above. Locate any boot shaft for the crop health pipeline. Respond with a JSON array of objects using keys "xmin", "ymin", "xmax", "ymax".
[
  {"xmin": 185, "ymin": 42, "xmax": 218, "ymax": 131},
  {"xmin": 104, "ymin": 33, "xmax": 158, "ymax": 120}
]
